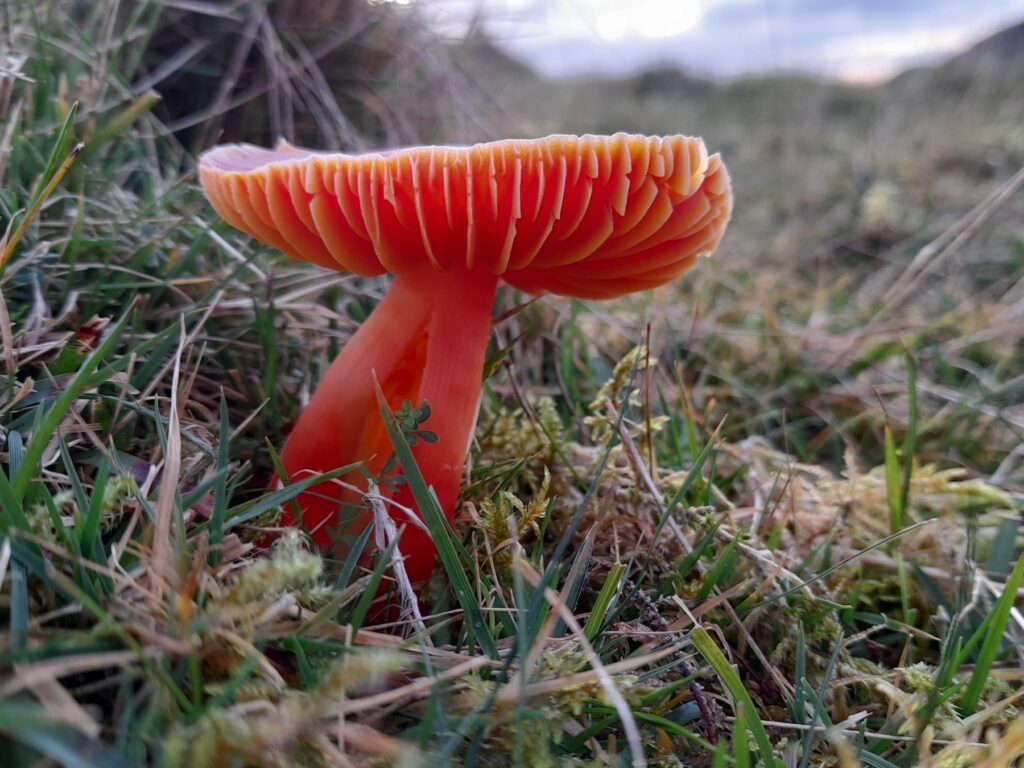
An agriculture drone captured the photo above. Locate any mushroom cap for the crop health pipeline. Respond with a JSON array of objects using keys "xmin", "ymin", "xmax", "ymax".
[{"xmin": 199, "ymin": 133, "xmax": 732, "ymax": 300}]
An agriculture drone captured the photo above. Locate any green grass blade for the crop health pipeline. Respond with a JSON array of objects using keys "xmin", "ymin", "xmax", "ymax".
[
  {"xmin": 858, "ymin": 752, "xmax": 901, "ymax": 768},
  {"xmin": 677, "ymin": 523, "xmax": 720, "ymax": 579},
  {"xmin": 697, "ymin": 536, "xmax": 739, "ymax": 600},
  {"xmin": 986, "ymin": 516, "xmax": 1018, "ymax": 575},
  {"xmin": 375, "ymin": 383, "xmax": 498, "ymax": 659},
  {"xmin": 439, "ymin": 392, "xmax": 635, "ymax": 764},
  {"xmin": 798, "ymin": 635, "xmax": 843, "ymax": 768},
  {"xmin": 79, "ymin": 458, "xmax": 110, "ymax": 563},
  {"xmin": 205, "ymin": 656, "xmax": 260, "ymax": 711},
  {"xmin": 584, "ymin": 562, "xmax": 626, "ymax": 641},
  {"xmin": 4, "ymin": 431, "xmax": 31, "ymax": 652},
  {"xmin": 349, "ymin": 536, "xmax": 397, "ymax": 633},
  {"xmin": 679, "ymin": 375, "xmax": 702, "ymax": 465},
  {"xmin": 734, "ymin": 703, "xmax": 751, "ymax": 768},
  {"xmin": 9, "ymin": 557, "xmax": 29, "ymax": 652},
  {"xmin": 220, "ymin": 464, "xmax": 360, "ymax": 530},
  {"xmin": 264, "ymin": 438, "xmax": 309, "ymax": 535},
  {"xmin": 79, "ymin": 91, "xmax": 161, "ymax": 163},
  {"xmin": 552, "ymin": 525, "xmax": 596, "ymax": 637},
  {"xmin": 58, "ymin": 437, "xmax": 90, "ymax": 522},
  {"xmin": 793, "ymin": 626, "xmax": 806, "ymax": 723},
  {"xmin": 952, "ymin": 609, "xmax": 997, "ymax": 671},
  {"xmin": 712, "ymin": 740, "xmax": 729, "ymax": 768},
  {"xmin": 884, "ymin": 424, "xmax": 902, "ymax": 535},
  {"xmin": 899, "ymin": 348, "xmax": 918, "ymax": 519},
  {"xmin": 584, "ymin": 703, "xmax": 718, "ymax": 752},
  {"xmin": 692, "ymin": 626, "xmax": 778, "ymax": 767},
  {"xmin": 209, "ymin": 393, "xmax": 232, "ymax": 556},
  {"xmin": 751, "ymin": 520, "xmax": 934, "ymax": 610},
  {"xmin": 13, "ymin": 305, "xmax": 134, "ymax": 501},
  {"xmin": 0, "ymin": 700, "xmax": 125, "ymax": 768},
  {"xmin": 7, "ymin": 429, "xmax": 25, "ymax": 477},
  {"xmin": 0, "ymin": 441, "xmax": 32, "ymax": 533},
  {"xmin": 335, "ymin": 523, "xmax": 374, "ymax": 591},
  {"xmin": 960, "ymin": 553, "xmax": 1024, "ymax": 714},
  {"xmin": 47, "ymin": 565, "xmax": 194, "ymax": 715},
  {"xmin": 28, "ymin": 100, "xmax": 79, "ymax": 209},
  {"xmin": 180, "ymin": 465, "xmax": 233, "ymax": 515}
]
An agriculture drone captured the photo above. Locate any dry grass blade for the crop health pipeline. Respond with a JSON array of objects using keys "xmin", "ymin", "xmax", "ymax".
[
  {"xmin": 876, "ymin": 161, "xmax": 1024, "ymax": 321},
  {"xmin": 20, "ymin": 672, "xmax": 100, "ymax": 738},
  {"xmin": 366, "ymin": 481, "xmax": 430, "ymax": 641},
  {"xmin": 150, "ymin": 318, "xmax": 187, "ymax": 600},
  {"xmin": 337, "ymin": 655, "xmax": 493, "ymax": 716},
  {"xmin": 610, "ymin": 404, "xmax": 796, "ymax": 700},
  {"xmin": 0, "ymin": 97, "xmax": 22, "ymax": 185},
  {"xmin": 0, "ymin": 288, "xmax": 15, "ymax": 377},
  {"xmin": 0, "ymin": 142, "xmax": 82, "ymax": 271},
  {"xmin": 505, "ymin": 643, "xmax": 686, "ymax": 701},
  {"xmin": 0, "ymin": 650, "xmax": 153, "ymax": 699},
  {"xmin": 0, "ymin": 538, "xmax": 9, "ymax": 592}
]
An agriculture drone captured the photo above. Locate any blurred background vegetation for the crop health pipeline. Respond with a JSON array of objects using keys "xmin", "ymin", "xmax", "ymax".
[{"xmin": 121, "ymin": 0, "xmax": 1024, "ymax": 483}]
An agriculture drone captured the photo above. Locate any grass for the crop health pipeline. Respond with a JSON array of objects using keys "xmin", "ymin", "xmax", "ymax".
[{"xmin": 2, "ymin": 1, "xmax": 1024, "ymax": 766}]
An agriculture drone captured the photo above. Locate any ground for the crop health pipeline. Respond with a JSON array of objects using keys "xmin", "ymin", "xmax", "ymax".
[{"xmin": 1, "ymin": 2, "xmax": 1023, "ymax": 767}]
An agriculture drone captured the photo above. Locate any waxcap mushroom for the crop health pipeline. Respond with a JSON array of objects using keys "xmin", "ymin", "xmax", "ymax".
[
  {"xmin": 200, "ymin": 133, "xmax": 732, "ymax": 582},
  {"xmin": 201, "ymin": 133, "xmax": 731, "ymax": 297}
]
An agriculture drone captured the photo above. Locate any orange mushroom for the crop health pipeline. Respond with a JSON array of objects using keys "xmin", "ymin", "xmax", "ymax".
[{"xmin": 199, "ymin": 134, "xmax": 732, "ymax": 583}]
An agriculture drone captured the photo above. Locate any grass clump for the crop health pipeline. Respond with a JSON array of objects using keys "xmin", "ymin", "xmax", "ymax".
[{"xmin": 3, "ymin": 2, "xmax": 1024, "ymax": 767}]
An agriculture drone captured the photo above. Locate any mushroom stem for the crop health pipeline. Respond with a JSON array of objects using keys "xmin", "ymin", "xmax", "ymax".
[{"xmin": 279, "ymin": 267, "xmax": 499, "ymax": 583}]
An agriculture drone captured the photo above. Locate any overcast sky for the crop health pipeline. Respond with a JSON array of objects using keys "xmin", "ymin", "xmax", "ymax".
[{"xmin": 424, "ymin": 0, "xmax": 1024, "ymax": 82}]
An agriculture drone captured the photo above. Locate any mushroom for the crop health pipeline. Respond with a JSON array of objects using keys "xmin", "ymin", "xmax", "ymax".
[{"xmin": 199, "ymin": 134, "xmax": 732, "ymax": 583}]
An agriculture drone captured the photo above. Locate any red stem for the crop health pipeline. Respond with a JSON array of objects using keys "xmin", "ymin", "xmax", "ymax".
[{"xmin": 279, "ymin": 267, "xmax": 499, "ymax": 583}]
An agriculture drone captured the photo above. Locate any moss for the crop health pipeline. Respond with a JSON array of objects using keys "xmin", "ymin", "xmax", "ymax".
[
  {"xmin": 221, "ymin": 529, "xmax": 324, "ymax": 605},
  {"xmin": 476, "ymin": 467, "xmax": 553, "ymax": 574},
  {"xmin": 25, "ymin": 474, "xmax": 138, "ymax": 541}
]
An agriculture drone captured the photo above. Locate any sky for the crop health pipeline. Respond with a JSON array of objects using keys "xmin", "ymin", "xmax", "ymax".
[{"xmin": 422, "ymin": 0, "xmax": 1024, "ymax": 82}]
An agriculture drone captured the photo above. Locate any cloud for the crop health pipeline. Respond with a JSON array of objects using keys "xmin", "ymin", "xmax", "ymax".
[{"xmin": 433, "ymin": 0, "xmax": 1024, "ymax": 80}]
